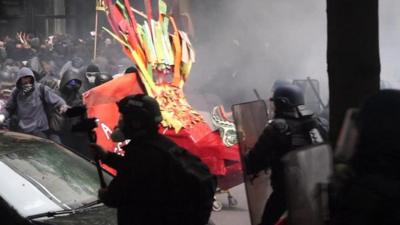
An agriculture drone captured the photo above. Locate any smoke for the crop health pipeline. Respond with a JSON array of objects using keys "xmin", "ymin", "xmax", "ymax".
[
  {"xmin": 380, "ymin": 0, "xmax": 400, "ymax": 89},
  {"xmin": 185, "ymin": 0, "xmax": 328, "ymax": 111}
]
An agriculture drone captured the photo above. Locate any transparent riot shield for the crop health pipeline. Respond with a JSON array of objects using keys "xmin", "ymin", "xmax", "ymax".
[
  {"xmin": 293, "ymin": 78, "xmax": 326, "ymax": 115},
  {"xmin": 232, "ymin": 100, "xmax": 270, "ymax": 225},
  {"xmin": 282, "ymin": 144, "xmax": 333, "ymax": 225}
]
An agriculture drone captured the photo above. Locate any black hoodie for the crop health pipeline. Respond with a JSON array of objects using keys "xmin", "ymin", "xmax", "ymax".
[
  {"xmin": 58, "ymin": 69, "xmax": 83, "ymax": 106},
  {"xmin": 57, "ymin": 69, "xmax": 91, "ymax": 158}
]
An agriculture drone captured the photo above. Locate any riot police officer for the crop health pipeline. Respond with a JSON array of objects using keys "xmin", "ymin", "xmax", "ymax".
[{"xmin": 245, "ymin": 84, "xmax": 327, "ymax": 225}]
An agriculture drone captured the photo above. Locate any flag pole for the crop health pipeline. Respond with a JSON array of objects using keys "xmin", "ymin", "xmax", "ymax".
[
  {"xmin": 94, "ymin": 0, "xmax": 105, "ymax": 61},
  {"xmin": 93, "ymin": 10, "xmax": 99, "ymax": 61}
]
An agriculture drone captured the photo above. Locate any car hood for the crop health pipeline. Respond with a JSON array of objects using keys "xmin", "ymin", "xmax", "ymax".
[{"xmin": 33, "ymin": 205, "xmax": 117, "ymax": 225}]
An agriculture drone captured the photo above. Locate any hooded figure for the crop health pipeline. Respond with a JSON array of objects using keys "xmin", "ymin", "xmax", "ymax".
[
  {"xmin": 82, "ymin": 64, "xmax": 101, "ymax": 92},
  {"xmin": 56, "ymin": 69, "xmax": 91, "ymax": 157},
  {"xmin": 58, "ymin": 69, "xmax": 83, "ymax": 106},
  {"xmin": 0, "ymin": 67, "xmax": 67, "ymax": 142}
]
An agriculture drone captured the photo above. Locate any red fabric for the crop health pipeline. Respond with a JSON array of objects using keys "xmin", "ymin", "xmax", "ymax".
[
  {"xmin": 274, "ymin": 218, "xmax": 287, "ymax": 225},
  {"xmin": 160, "ymin": 124, "xmax": 241, "ymax": 176},
  {"xmin": 83, "ymin": 74, "xmax": 144, "ymax": 174},
  {"xmin": 83, "ymin": 73, "xmax": 242, "ymax": 188}
]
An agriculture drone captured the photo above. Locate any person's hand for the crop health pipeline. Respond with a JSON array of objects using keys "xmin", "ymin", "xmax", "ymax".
[
  {"xmin": 98, "ymin": 188, "xmax": 108, "ymax": 202},
  {"xmin": 90, "ymin": 143, "xmax": 108, "ymax": 160},
  {"xmin": 0, "ymin": 114, "xmax": 5, "ymax": 125},
  {"xmin": 59, "ymin": 105, "xmax": 70, "ymax": 114}
]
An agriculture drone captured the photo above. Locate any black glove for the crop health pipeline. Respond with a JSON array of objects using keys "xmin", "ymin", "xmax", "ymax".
[{"xmin": 90, "ymin": 143, "xmax": 109, "ymax": 160}]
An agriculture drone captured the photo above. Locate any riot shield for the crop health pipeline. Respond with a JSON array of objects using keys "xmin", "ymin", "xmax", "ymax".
[
  {"xmin": 293, "ymin": 78, "xmax": 326, "ymax": 115},
  {"xmin": 232, "ymin": 100, "xmax": 270, "ymax": 225},
  {"xmin": 282, "ymin": 144, "xmax": 333, "ymax": 225}
]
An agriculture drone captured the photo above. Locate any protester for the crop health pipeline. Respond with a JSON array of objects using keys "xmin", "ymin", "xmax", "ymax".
[
  {"xmin": 0, "ymin": 67, "xmax": 68, "ymax": 143},
  {"xmin": 91, "ymin": 94, "xmax": 215, "ymax": 225},
  {"xmin": 82, "ymin": 64, "xmax": 101, "ymax": 92},
  {"xmin": 56, "ymin": 69, "xmax": 91, "ymax": 156}
]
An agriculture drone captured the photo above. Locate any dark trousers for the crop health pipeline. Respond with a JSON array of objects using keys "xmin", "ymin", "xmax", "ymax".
[
  {"xmin": 260, "ymin": 189, "xmax": 286, "ymax": 225},
  {"xmin": 31, "ymin": 130, "xmax": 61, "ymax": 144}
]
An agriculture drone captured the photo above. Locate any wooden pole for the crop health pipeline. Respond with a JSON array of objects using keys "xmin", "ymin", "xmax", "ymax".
[{"xmin": 93, "ymin": 10, "xmax": 99, "ymax": 61}]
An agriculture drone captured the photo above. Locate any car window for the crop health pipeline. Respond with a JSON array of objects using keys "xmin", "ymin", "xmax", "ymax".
[{"xmin": 0, "ymin": 132, "xmax": 112, "ymax": 213}]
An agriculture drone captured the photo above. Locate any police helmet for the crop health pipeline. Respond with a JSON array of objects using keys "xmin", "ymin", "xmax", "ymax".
[
  {"xmin": 271, "ymin": 79, "xmax": 292, "ymax": 92},
  {"xmin": 117, "ymin": 94, "xmax": 162, "ymax": 124},
  {"xmin": 271, "ymin": 84, "xmax": 305, "ymax": 109}
]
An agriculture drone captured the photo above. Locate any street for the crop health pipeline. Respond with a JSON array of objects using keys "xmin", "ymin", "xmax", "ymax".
[{"xmin": 211, "ymin": 184, "xmax": 251, "ymax": 225}]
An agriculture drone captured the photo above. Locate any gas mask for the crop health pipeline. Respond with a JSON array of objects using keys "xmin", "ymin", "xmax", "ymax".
[
  {"xmin": 86, "ymin": 72, "xmax": 98, "ymax": 84},
  {"xmin": 22, "ymin": 83, "xmax": 34, "ymax": 95}
]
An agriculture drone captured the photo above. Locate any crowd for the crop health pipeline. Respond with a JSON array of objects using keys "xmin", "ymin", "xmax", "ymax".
[
  {"xmin": 0, "ymin": 31, "xmax": 130, "ymax": 75},
  {"xmin": 0, "ymin": 32, "xmax": 133, "ymax": 96},
  {"xmin": 0, "ymin": 32, "xmax": 135, "ymax": 157}
]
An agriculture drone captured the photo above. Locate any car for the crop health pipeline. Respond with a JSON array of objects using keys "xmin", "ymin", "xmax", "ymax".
[{"xmin": 0, "ymin": 131, "xmax": 117, "ymax": 225}]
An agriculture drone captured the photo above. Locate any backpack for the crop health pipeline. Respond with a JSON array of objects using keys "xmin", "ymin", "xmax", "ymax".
[
  {"xmin": 38, "ymin": 84, "xmax": 65, "ymax": 132},
  {"xmin": 11, "ymin": 84, "xmax": 64, "ymax": 132},
  {"xmin": 149, "ymin": 140, "xmax": 217, "ymax": 225}
]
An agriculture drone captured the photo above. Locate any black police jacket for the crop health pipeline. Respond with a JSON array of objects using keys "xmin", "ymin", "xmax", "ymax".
[{"xmin": 245, "ymin": 114, "xmax": 327, "ymax": 188}]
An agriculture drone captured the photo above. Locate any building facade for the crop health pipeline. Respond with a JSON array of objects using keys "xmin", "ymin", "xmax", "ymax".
[{"xmin": 0, "ymin": 0, "xmax": 95, "ymax": 37}]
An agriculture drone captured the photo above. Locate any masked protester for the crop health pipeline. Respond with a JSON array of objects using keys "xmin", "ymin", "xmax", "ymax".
[
  {"xmin": 91, "ymin": 94, "xmax": 213, "ymax": 225},
  {"xmin": 0, "ymin": 67, "xmax": 68, "ymax": 143},
  {"xmin": 330, "ymin": 90, "xmax": 400, "ymax": 225},
  {"xmin": 56, "ymin": 69, "xmax": 90, "ymax": 156},
  {"xmin": 58, "ymin": 69, "xmax": 83, "ymax": 106},
  {"xmin": 82, "ymin": 64, "xmax": 101, "ymax": 92},
  {"xmin": 245, "ymin": 84, "xmax": 327, "ymax": 225}
]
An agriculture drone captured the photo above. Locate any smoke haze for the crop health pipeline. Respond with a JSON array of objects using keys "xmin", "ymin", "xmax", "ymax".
[
  {"xmin": 185, "ymin": 0, "xmax": 328, "ymax": 111},
  {"xmin": 184, "ymin": 0, "xmax": 400, "ymax": 112},
  {"xmin": 380, "ymin": 0, "xmax": 400, "ymax": 89}
]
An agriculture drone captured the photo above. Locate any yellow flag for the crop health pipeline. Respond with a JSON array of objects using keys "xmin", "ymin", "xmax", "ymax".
[{"xmin": 96, "ymin": 0, "xmax": 106, "ymax": 11}]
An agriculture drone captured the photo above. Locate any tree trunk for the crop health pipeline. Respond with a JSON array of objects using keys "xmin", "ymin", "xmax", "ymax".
[{"xmin": 327, "ymin": 0, "xmax": 381, "ymax": 145}]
